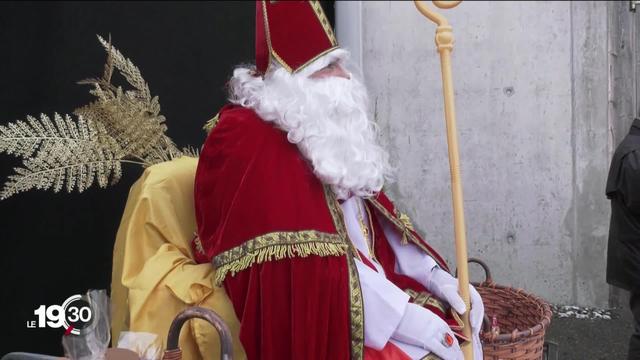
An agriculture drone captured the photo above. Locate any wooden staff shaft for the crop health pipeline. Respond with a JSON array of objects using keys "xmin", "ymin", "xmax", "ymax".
[
  {"xmin": 414, "ymin": 1, "xmax": 473, "ymax": 359},
  {"xmin": 440, "ymin": 44, "xmax": 473, "ymax": 359}
]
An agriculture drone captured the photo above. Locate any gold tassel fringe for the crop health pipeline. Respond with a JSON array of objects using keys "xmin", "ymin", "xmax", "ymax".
[{"xmin": 213, "ymin": 242, "xmax": 347, "ymax": 286}]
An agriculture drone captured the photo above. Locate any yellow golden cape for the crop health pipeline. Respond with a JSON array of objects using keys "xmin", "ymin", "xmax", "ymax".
[{"xmin": 110, "ymin": 156, "xmax": 246, "ymax": 359}]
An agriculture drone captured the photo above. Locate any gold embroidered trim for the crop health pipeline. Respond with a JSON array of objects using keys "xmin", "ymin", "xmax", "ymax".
[
  {"xmin": 212, "ymin": 230, "xmax": 347, "ymax": 286},
  {"xmin": 405, "ymin": 289, "xmax": 446, "ymax": 314},
  {"xmin": 260, "ymin": 0, "xmax": 280, "ymax": 74},
  {"xmin": 395, "ymin": 209, "xmax": 415, "ymax": 245},
  {"xmin": 193, "ymin": 234, "xmax": 205, "ymax": 256},
  {"xmin": 291, "ymin": 45, "xmax": 341, "ymax": 74},
  {"xmin": 309, "ymin": 0, "xmax": 338, "ymax": 46},
  {"xmin": 322, "ymin": 186, "xmax": 349, "ymax": 242},
  {"xmin": 405, "ymin": 289, "xmax": 468, "ymax": 342},
  {"xmin": 211, "ymin": 184, "xmax": 365, "ymax": 355},
  {"xmin": 270, "ymin": 50, "xmax": 292, "ymax": 73},
  {"xmin": 347, "ymin": 255, "xmax": 365, "ymax": 360},
  {"xmin": 363, "ymin": 202, "xmax": 379, "ymax": 262},
  {"xmin": 263, "ymin": 0, "xmax": 339, "ymax": 74},
  {"xmin": 367, "ymin": 198, "xmax": 449, "ymax": 271},
  {"xmin": 450, "ymin": 311, "xmax": 467, "ymax": 334},
  {"xmin": 421, "ymin": 354, "xmax": 443, "ymax": 360},
  {"xmin": 323, "ymin": 185, "xmax": 364, "ymax": 359}
]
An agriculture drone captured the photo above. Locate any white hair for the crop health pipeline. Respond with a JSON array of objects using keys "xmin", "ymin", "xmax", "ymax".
[{"xmin": 228, "ymin": 49, "xmax": 393, "ymax": 200}]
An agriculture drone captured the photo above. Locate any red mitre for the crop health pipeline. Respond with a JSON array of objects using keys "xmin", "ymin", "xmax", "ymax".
[{"xmin": 255, "ymin": 0, "xmax": 339, "ymax": 74}]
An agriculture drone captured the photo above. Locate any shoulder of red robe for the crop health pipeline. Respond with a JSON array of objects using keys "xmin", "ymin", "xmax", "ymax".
[
  {"xmin": 368, "ymin": 192, "xmax": 451, "ymax": 272},
  {"xmin": 194, "ymin": 105, "xmax": 352, "ymax": 285}
]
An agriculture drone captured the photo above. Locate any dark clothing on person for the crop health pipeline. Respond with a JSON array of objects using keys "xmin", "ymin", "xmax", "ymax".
[
  {"xmin": 630, "ymin": 288, "xmax": 640, "ymax": 360},
  {"xmin": 606, "ymin": 118, "xmax": 640, "ymax": 359}
]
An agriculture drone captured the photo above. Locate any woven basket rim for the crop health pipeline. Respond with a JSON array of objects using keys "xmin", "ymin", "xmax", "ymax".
[{"xmin": 476, "ymin": 280, "xmax": 552, "ymax": 343}]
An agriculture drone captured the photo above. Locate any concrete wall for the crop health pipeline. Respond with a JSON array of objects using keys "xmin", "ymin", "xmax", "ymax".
[
  {"xmin": 337, "ymin": 1, "xmax": 639, "ymax": 307},
  {"xmin": 608, "ymin": 1, "xmax": 640, "ymax": 307}
]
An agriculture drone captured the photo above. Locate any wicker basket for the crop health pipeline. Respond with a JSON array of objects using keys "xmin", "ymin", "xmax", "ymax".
[
  {"xmin": 161, "ymin": 261, "xmax": 551, "ymax": 360},
  {"xmin": 469, "ymin": 258, "xmax": 553, "ymax": 360}
]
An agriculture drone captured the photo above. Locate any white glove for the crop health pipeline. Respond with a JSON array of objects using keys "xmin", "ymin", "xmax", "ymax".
[
  {"xmin": 393, "ymin": 303, "xmax": 463, "ymax": 360},
  {"xmin": 428, "ymin": 267, "xmax": 484, "ymax": 337}
]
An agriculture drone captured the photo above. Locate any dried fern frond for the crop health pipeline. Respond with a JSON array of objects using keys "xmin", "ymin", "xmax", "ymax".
[
  {"xmin": 0, "ymin": 114, "xmax": 126, "ymax": 199},
  {"xmin": 96, "ymin": 34, "xmax": 150, "ymax": 98},
  {"xmin": 0, "ymin": 36, "xmax": 194, "ymax": 199},
  {"xmin": 74, "ymin": 35, "xmax": 182, "ymax": 165},
  {"xmin": 101, "ymin": 34, "xmax": 115, "ymax": 85},
  {"xmin": 181, "ymin": 146, "xmax": 200, "ymax": 158},
  {"xmin": 0, "ymin": 113, "xmax": 109, "ymax": 157}
]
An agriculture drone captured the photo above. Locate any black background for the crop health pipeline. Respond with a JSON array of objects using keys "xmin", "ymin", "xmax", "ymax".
[
  {"xmin": 0, "ymin": 2, "xmax": 254, "ymax": 355},
  {"xmin": 0, "ymin": 1, "xmax": 333, "ymax": 356}
]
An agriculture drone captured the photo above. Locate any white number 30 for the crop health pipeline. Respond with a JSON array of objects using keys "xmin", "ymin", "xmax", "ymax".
[{"xmin": 67, "ymin": 306, "xmax": 92, "ymax": 323}]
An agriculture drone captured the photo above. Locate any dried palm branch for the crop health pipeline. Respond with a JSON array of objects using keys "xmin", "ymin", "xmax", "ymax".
[{"xmin": 0, "ymin": 36, "xmax": 197, "ymax": 199}]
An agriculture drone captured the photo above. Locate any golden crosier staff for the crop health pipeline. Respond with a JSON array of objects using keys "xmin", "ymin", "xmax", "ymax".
[{"xmin": 413, "ymin": 1, "xmax": 473, "ymax": 359}]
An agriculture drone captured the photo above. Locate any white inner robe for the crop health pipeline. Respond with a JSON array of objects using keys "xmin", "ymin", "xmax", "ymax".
[{"xmin": 341, "ymin": 196, "xmax": 437, "ymax": 359}]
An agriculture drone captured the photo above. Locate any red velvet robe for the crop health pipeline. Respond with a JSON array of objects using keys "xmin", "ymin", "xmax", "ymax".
[{"xmin": 193, "ymin": 105, "xmax": 463, "ymax": 360}]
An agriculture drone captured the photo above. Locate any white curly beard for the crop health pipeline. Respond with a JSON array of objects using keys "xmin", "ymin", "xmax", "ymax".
[{"xmin": 228, "ymin": 52, "xmax": 393, "ymax": 200}]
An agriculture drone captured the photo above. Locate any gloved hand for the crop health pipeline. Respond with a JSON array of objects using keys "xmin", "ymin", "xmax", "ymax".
[
  {"xmin": 393, "ymin": 303, "xmax": 463, "ymax": 360},
  {"xmin": 428, "ymin": 267, "xmax": 485, "ymax": 337}
]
